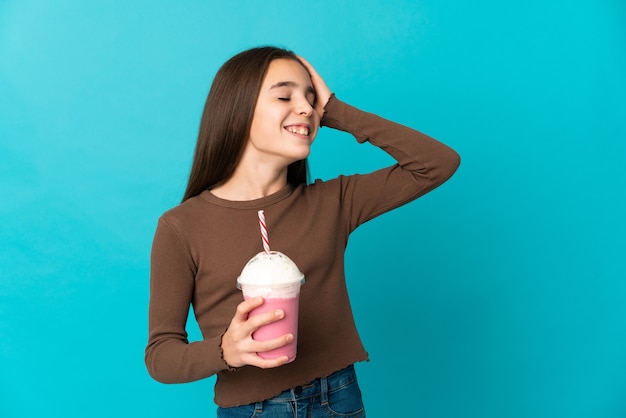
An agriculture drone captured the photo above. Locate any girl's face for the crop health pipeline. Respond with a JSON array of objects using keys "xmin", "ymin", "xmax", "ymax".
[{"xmin": 246, "ymin": 58, "xmax": 320, "ymax": 168}]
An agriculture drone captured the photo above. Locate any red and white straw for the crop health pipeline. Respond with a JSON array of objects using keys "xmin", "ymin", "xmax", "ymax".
[{"xmin": 258, "ymin": 210, "xmax": 271, "ymax": 255}]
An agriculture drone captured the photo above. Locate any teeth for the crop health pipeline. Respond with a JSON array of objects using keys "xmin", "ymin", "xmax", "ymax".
[{"xmin": 287, "ymin": 126, "xmax": 309, "ymax": 135}]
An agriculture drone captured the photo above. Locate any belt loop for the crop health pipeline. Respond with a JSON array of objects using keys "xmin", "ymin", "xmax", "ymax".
[
  {"xmin": 254, "ymin": 401, "xmax": 263, "ymax": 414},
  {"xmin": 320, "ymin": 375, "xmax": 329, "ymax": 406}
]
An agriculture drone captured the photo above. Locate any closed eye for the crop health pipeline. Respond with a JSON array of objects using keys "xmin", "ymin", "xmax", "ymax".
[{"xmin": 278, "ymin": 97, "xmax": 290, "ymax": 101}]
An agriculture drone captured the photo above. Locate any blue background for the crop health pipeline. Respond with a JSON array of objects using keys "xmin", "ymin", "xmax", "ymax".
[{"xmin": 1, "ymin": 1, "xmax": 625, "ymax": 417}]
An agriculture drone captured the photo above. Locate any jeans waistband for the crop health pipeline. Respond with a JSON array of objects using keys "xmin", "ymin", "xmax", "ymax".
[{"xmin": 267, "ymin": 365, "xmax": 357, "ymax": 403}]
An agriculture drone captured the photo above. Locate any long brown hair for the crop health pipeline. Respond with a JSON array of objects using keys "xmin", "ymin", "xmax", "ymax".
[{"xmin": 182, "ymin": 46, "xmax": 310, "ymax": 202}]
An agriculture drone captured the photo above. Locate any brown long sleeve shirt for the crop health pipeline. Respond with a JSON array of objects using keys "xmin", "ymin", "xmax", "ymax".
[{"xmin": 145, "ymin": 96, "xmax": 460, "ymax": 407}]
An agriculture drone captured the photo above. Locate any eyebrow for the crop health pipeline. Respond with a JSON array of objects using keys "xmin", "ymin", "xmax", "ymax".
[{"xmin": 269, "ymin": 81, "xmax": 316, "ymax": 96}]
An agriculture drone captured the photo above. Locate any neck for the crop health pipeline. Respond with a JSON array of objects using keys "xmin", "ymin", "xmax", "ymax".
[{"xmin": 210, "ymin": 164, "xmax": 288, "ymax": 201}]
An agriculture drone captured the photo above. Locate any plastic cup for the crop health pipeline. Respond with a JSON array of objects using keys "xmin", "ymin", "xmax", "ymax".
[{"xmin": 237, "ymin": 251, "xmax": 304, "ymax": 362}]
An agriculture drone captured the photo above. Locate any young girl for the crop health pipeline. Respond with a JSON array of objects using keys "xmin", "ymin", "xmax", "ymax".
[{"xmin": 146, "ymin": 46, "xmax": 460, "ymax": 417}]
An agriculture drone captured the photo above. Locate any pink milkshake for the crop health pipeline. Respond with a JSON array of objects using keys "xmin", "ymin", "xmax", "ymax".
[
  {"xmin": 237, "ymin": 251, "xmax": 304, "ymax": 363},
  {"xmin": 244, "ymin": 296, "xmax": 300, "ymax": 360}
]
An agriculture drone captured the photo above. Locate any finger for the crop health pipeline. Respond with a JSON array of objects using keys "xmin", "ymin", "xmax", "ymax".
[
  {"xmin": 297, "ymin": 56, "xmax": 325, "ymax": 91},
  {"xmin": 297, "ymin": 56, "xmax": 332, "ymax": 109},
  {"xmin": 297, "ymin": 56, "xmax": 317, "ymax": 77},
  {"xmin": 243, "ymin": 353, "xmax": 292, "ymax": 369},
  {"xmin": 232, "ymin": 329, "xmax": 291, "ymax": 365},
  {"xmin": 250, "ymin": 333, "xmax": 294, "ymax": 354},
  {"xmin": 233, "ymin": 297, "xmax": 264, "ymax": 322},
  {"xmin": 243, "ymin": 309, "xmax": 285, "ymax": 334}
]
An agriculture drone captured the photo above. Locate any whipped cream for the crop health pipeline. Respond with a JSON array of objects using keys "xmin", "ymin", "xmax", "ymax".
[{"xmin": 237, "ymin": 251, "xmax": 304, "ymax": 298}]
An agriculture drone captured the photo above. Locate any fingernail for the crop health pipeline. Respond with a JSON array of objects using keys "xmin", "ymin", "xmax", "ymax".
[
  {"xmin": 275, "ymin": 310, "xmax": 284, "ymax": 318},
  {"xmin": 286, "ymin": 334, "xmax": 294, "ymax": 342}
]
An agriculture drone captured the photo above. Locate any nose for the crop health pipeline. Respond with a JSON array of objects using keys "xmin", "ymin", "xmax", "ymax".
[{"xmin": 295, "ymin": 99, "xmax": 313, "ymax": 117}]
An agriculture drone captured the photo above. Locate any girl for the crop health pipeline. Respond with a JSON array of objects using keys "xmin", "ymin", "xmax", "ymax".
[{"xmin": 146, "ymin": 46, "xmax": 460, "ymax": 417}]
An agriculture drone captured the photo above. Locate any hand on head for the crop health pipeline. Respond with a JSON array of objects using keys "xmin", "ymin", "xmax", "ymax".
[{"xmin": 297, "ymin": 56, "xmax": 332, "ymax": 118}]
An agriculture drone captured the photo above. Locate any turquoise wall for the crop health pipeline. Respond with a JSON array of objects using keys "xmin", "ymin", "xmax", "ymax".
[{"xmin": 1, "ymin": 1, "xmax": 625, "ymax": 417}]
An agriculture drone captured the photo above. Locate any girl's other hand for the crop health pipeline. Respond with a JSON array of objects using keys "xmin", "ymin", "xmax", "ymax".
[
  {"xmin": 297, "ymin": 56, "xmax": 332, "ymax": 118},
  {"xmin": 221, "ymin": 297, "xmax": 293, "ymax": 369}
]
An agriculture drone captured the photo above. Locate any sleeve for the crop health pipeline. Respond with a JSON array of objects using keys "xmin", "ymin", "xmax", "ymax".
[
  {"xmin": 144, "ymin": 217, "xmax": 232, "ymax": 383},
  {"xmin": 320, "ymin": 95, "xmax": 461, "ymax": 231}
]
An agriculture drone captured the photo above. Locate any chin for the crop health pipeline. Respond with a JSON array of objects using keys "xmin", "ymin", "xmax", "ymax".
[
  {"xmin": 286, "ymin": 156, "xmax": 309, "ymax": 165},
  {"xmin": 289, "ymin": 148, "xmax": 311, "ymax": 161}
]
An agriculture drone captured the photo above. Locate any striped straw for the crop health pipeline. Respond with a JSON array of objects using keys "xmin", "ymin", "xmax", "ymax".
[{"xmin": 258, "ymin": 210, "xmax": 270, "ymax": 255}]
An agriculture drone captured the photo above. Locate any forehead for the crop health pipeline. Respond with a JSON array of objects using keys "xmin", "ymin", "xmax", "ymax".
[{"xmin": 262, "ymin": 58, "xmax": 312, "ymax": 88}]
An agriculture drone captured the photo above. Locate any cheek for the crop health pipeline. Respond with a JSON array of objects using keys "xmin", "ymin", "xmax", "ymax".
[
  {"xmin": 312, "ymin": 110, "xmax": 321, "ymax": 126},
  {"xmin": 311, "ymin": 126, "xmax": 320, "ymax": 141},
  {"xmin": 249, "ymin": 115, "xmax": 272, "ymax": 139}
]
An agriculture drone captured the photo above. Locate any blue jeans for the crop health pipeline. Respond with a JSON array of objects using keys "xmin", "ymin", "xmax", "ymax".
[{"xmin": 216, "ymin": 365, "xmax": 365, "ymax": 417}]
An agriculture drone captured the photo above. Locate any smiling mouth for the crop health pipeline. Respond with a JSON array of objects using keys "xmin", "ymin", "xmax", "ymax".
[{"xmin": 285, "ymin": 125, "xmax": 310, "ymax": 136}]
